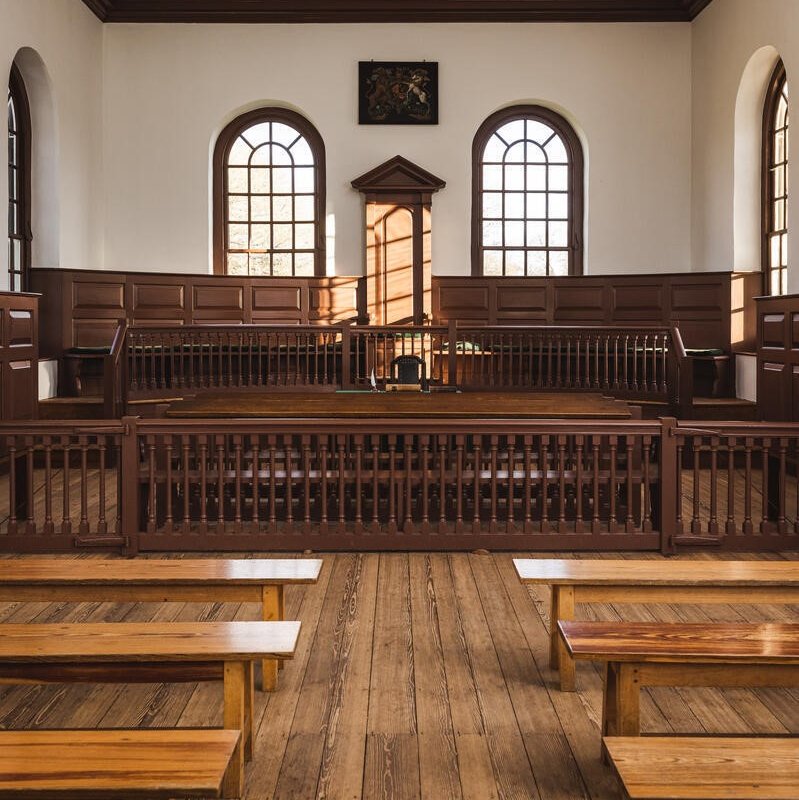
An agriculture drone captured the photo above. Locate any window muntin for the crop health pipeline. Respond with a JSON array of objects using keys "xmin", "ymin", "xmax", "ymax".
[
  {"xmin": 7, "ymin": 65, "xmax": 30, "ymax": 292},
  {"xmin": 214, "ymin": 109, "xmax": 325, "ymax": 277},
  {"xmin": 473, "ymin": 106, "xmax": 583, "ymax": 277},
  {"xmin": 765, "ymin": 62, "xmax": 789, "ymax": 295}
]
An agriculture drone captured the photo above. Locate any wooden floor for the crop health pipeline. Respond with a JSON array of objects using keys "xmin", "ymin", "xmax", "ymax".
[{"xmin": 0, "ymin": 551, "xmax": 797, "ymax": 799}]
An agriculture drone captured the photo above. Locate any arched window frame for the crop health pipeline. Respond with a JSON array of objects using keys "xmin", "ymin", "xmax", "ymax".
[
  {"xmin": 212, "ymin": 107, "xmax": 326, "ymax": 276},
  {"xmin": 7, "ymin": 63, "xmax": 31, "ymax": 292},
  {"xmin": 763, "ymin": 60, "xmax": 789, "ymax": 295},
  {"xmin": 471, "ymin": 104, "xmax": 584, "ymax": 277}
]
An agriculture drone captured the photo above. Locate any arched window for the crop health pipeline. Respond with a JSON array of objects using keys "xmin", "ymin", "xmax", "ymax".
[
  {"xmin": 472, "ymin": 105, "xmax": 584, "ymax": 277},
  {"xmin": 764, "ymin": 60, "xmax": 789, "ymax": 295},
  {"xmin": 7, "ymin": 63, "xmax": 31, "ymax": 292},
  {"xmin": 213, "ymin": 108, "xmax": 325, "ymax": 276}
]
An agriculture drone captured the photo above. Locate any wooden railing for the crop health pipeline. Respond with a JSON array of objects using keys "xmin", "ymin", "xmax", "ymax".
[
  {"xmin": 103, "ymin": 321, "xmax": 128, "ymax": 418},
  {"xmin": 673, "ymin": 421, "xmax": 799, "ymax": 550},
  {"xmin": 2, "ymin": 417, "xmax": 798, "ymax": 554},
  {"xmin": 107, "ymin": 322, "xmax": 690, "ymax": 411}
]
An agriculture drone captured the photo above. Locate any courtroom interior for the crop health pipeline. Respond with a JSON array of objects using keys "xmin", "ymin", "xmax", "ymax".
[{"xmin": 0, "ymin": 0, "xmax": 798, "ymax": 798}]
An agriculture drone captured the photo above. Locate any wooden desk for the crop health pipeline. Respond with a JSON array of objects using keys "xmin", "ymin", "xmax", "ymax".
[
  {"xmin": 166, "ymin": 391, "xmax": 633, "ymax": 419},
  {"xmin": 0, "ymin": 558, "xmax": 322, "ymax": 692},
  {"xmin": 0, "ymin": 729, "xmax": 241, "ymax": 799},
  {"xmin": 513, "ymin": 558, "xmax": 799, "ymax": 691},
  {"xmin": 604, "ymin": 736, "xmax": 799, "ymax": 800},
  {"xmin": 0, "ymin": 620, "xmax": 301, "ymax": 798},
  {"xmin": 559, "ymin": 621, "xmax": 799, "ymax": 741}
]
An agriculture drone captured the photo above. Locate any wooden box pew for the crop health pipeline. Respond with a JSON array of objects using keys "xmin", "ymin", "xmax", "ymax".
[
  {"xmin": 0, "ymin": 620, "xmax": 300, "ymax": 799},
  {"xmin": 0, "ymin": 557, "xmax": 322, "ymax": 691},
  {"xmin": 604, "ymin": 736, "xmax": 799, "ymax": 800},
  {"xmin": 513, "ymin": 558, "xmax": 799, "ymax": 691},
  {"xmin": 0, "ymin": 729, "xmax": 241, "ymax": 799},
  {"xmin": 558, "ymin": 621, "xmax": 799, "ymax": 743}
]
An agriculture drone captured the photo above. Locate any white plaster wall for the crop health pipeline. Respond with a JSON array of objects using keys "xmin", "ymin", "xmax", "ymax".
[
  {"xmin": 0, "ymin": 0, "xmax": 104, "ymax": 283},
  {"xmin": 101, "ymin": 22, "xmax": 692, "ymax": 276},
  {"xmin": 692, "ymin": 0, "xmax": 799, "ymax": 278}
]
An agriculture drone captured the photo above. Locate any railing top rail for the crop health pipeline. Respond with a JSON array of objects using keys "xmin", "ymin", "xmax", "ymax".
[
  {"xmin": 350, "ymin": 325, "xmax": 448, "ymax": 333},
  {"xmin": 0, "ymin": 421, "xmax": 127, "ymax": 435},
  {"xmin": 127, "ymin": 324, "xmax": 346, "ymax": 334},
  {"xmin": 676, "ymin": 421, "xmax": 799, "ymax": 436},
  {"xmin": 669, "ymin": 325, "xmax": 688, "ymax": 361},
  {"xmin": 131, "ymin": 417, "xmax": 663, "ymax": 435},
  {"xmin": 454, "ymin": 324, "xmax": 677, "ymax": 333}
]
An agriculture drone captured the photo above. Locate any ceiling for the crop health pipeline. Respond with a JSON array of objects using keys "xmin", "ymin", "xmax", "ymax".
[{"xmin": 82, "ymin": 0, "xmax": 714, "ymax": 24}]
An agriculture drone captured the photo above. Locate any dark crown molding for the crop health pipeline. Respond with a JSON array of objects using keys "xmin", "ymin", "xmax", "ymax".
[{"xmin": 83, "ymin": 0, "xmax": 715, "ymax": 24}]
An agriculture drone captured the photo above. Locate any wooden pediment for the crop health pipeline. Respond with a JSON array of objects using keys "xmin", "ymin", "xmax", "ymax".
[{"xmin": 351, "ymin": 156, "xmax": 446, "ymax": 194}]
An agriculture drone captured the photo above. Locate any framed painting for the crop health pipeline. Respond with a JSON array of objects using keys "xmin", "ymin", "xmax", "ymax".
[{"xmin": 358, "ymin": 61, "xmax": 439, "ymax": 125}]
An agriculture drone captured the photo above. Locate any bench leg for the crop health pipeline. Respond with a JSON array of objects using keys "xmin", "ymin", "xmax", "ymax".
[
  {"xmin": 616, "ymin": 664, "xmax": 640, "ymax": 736},
  {"xmin": 223, "ymin": 660, "xmax": 247, "ymax": 799},
  {"xmin": 554, "ymin": 586, "xmax": 576, "ymax": 691},
  {"xmin": 262, "ymin": 586, "xmax": 280, "ymax": 691},
  {"xmin": 277, "ymin": 585, "xmax": 285, "ymax": 672},
  {"xmin": 244, "ymin": 661, "xmax": 254, "ymax": 761}
]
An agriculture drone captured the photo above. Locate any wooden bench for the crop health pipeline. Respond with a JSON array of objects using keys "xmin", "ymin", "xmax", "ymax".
[
  {"xmin": 513, "ymin": 558, "xmax": 799, "ymax": 691},
  {"xmin": 0, "ymin": 557, "xmax": 322, "ymax": 691},
  {"xmin": 0, "ymin": 620, "xmax": 300, "ymax": 798},
  {"xmin": 559, "ymin": 621, "xmax": 799, "ymax": 742},
  {"xmin": 0, "ymin": 729, "xmax": 241, "ymax": 799},
  {"xmin": 604, "ymin": 736, "xmax": 799, "ymax": 800}
]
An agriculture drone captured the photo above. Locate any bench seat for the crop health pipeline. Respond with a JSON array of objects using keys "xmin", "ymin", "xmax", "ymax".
[
  {"xmin": 0, "ymin": 729, "xmax": 240, "ymax": 799},
  {"xmin": 604, "ymin": 736, "xmax": 799, "ymax": 800}
]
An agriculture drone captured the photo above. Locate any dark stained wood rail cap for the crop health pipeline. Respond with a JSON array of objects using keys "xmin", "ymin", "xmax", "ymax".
[
  {"xmin": 559, "ymin": 622, "xmax": 799, "ymax": 663},
  {"xmin": 513, "ymin": 558, "xmax": 799, "ymax": 586},
  {"xmin": 0, "ymin": 729, "xmax": 240, "ymax": 799},
  {"xmin": 0, "ymin": 557, "xmax": 323, "ymax": 586},
  {"xmin": 604, "ymin": 736, "xmax": 799, "ymax": 800},
  {"xmin": 0, "ymin": 621, "xmax": 301, "ymax": 662},
  {"xmin": 166, "ymin": 391, "xmax": 633, "ymax": 419}
]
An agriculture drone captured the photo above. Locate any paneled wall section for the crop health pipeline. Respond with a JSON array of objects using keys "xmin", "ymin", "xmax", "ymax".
[{"xmin": 0, "ymin": 292, "xmax": 38, "ymax": 420}]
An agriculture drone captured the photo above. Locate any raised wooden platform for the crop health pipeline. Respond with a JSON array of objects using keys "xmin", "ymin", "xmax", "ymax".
[{"xmin": 166, "ymin": 391, "xmax": 634, "ymax": 419}]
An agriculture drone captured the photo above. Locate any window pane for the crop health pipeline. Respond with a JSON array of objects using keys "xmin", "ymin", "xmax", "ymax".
[
  {"xmin": 249, "ymin": 253, "xmax": 270, "ymax": 275},
  {"xmin": 295, "ymin": 223, "xmax": 315, "ymax": 249},
  {"xmin": 228, "ymin": 137, "xmax": 251, "ymax": 166},
  {"xmin": 483, "ymin": 165, "xmax": 502, "ymax": 190},
  {"xmin": 291, "ymin": 138, "xmax": 314, "ymax": 166},
  {"xmin": 295, "ymin": 195, "xmax": 315, "ymax": 222},
  {"xmin": 273, "ymin": 196, "xmax": 293, "ymax": 222},
  {"xmin": 251, "ymin": 145, "xmax": 271, "ymax": 166},
  {"xmin": 549, "ymin": 166, "xmax": 568, "ymax": 191},
  {"xmin": 272, "ymin": 168, "xmax": 293, "ymax": 193},
  {"xmin": 545, "ymin": 136, "xmax": 568, "ymax": 163},
  {"xmin": 549, "ymin": 193, "xmax": 568, "ymax": 219},
  {"xmin": 228, "ymin": 196, "xmax": 248, "ymax": 222},
  {"xmin": 227, "ymin": 253, "xmax": 248, "ymax": 274},
  {"xmin": 483, "ymin": 134, "xmax": 506, "ymax": 163},
  {"xmin": 526, "ymin": 120, "xmax": 555, "ymax": 146},
  {"xmin": 272, "ymin": 223, "xmax": 293, "ymax": 249},
  {"xmin": 483, "ymin": 250, "xmax": 502, "ymax": 276},
  {"xmin": 526, "ymin": 193, "xmax": 546, "ymax": 219},
  {"xmin": 228, "ymin": 224, "xmax": 248, "ymax": 249},
  {"xmin": 526, "ymin": 221, "xmax": 546, "ymax": 247},
  {"xmin": 251, "ymin": 195, "xmax": 271, "ymax": 222},
  {"xmin": 505, "ymin": 221, "xmax": 524, "ymax": 247},
  {"xmin": 549, "ymin": 251, "xmax": 569, "ymax": 275},
  {"xmin": 549, "ymin": 221, "xmax": 568, "ymax": 247},
  {"xmin": 228, "ymin": 167, "xmax": 248, "ymax": 193},
  {"xmin": 505, "ymin": 142, "xmax": 526, "ymax": 163},
  {"xmin": 504, "ymin": 193, "xmax": 524, "ymax": 219},
  {"xmin": 250, "ymin": 168, "xmax": 269, "ymax": 193},
  {"xmin": 506, "ymin": 250, "xmax": 525, "ymax": 276},
  {"xmin": 483, "ymin": 221, "xmax": 502, "ymax": 247},
  {"xmin": 250, "ymin": 224, "xmax": 270, "ymax": 249},
  {"xmin": 496, "ymin": 120, "xmax": 525, "ymax": 144},
  {"xmin": 483, "ymin": 250, "xmax": 503, "ymax": 276},
  {"xmin": 526, "ymin": 164, "xmax": 546, "ymax": 191},
  {"xmin": 504, "ymin": 164, "xmax": 524, "ymax": 191},
  {"xmin": 272, "ymin": 252, "xmax": 293, "ymax": 276},
  {"xmin": 526, "ymin": 251, "xmax": 546, "ymax": 276},
  {"xmin": 272, "ymin": 122, "xmax": 299, "ymax": 148},
  {"xmin": 294, "ymin": 253, "xmax": 315, "ymax": 275},
  {"xmin": 483, "ymin": 192, "xmax": 502, "ymax": 219},
  {"xmin": 295, "ymin": 168, "xmax": 315, "ymax": 193}
]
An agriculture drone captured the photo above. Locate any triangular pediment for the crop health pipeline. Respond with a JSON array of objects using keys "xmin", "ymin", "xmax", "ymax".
[{"xmin": 351, "ymin": 156, "xmax": 446, "ymax": 193}]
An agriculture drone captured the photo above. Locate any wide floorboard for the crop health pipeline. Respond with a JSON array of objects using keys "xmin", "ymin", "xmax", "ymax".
[{"xmin": 0, "ymin": 550, "xmax": 797, "ymax": 799}]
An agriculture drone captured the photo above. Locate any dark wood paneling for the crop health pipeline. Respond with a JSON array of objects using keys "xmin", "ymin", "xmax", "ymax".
[
  {"xmin": 82, "ymin": 0, "xmax": 712, "ymax": 23},
  {"xmin": 30, "ymin": 268, "xmax": 363, "ymax": 356},
  {"xmin": 755, "ymin": 294, "xmax": 799, "ymax": 421},
  {"xmin": 433, "ymin": 272, "xmax": 758, "ymax": 351},
  {"xmin": 0, "ymin": 292, "xmax": 38, "ymax": 421}
]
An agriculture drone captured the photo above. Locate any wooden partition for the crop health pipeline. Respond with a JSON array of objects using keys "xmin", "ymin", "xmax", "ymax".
[
  {"xmin": 0, "ymin": 291, "xmax": 38, "ymax": 420},
  {"xmin": 32, "ymin": 268, "xmax": 760, "ymax": 359},
  {"xmin": 433, "ymin": 272, "xmax": 761, "ymax": 351},
  {"xmin": 31, "ymin": 267, "xmax": 364, "ymax": 358},
  {"xmin": 756, "ymin": 293, "xmax": 799, "ymax": 420},
  {"xmin": 2, "ymin": 416, "xmax": 798, "ymax": 555}
]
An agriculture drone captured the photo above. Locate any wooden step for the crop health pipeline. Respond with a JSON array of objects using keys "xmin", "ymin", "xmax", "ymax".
[{"xmin": 38, "ymin": 396, "xmax": 104, "ymax": 419}]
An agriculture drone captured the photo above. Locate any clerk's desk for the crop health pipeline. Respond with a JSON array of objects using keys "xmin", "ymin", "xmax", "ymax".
[{"xmin": 165, "ymin": 391, "xmax": 634, "ymax": 419}]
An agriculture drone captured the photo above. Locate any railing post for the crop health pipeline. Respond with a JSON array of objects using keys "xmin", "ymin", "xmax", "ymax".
[
  {"xmin": 658, "ymin": 417, "xmax": 678, "ymax": 554},
  {"xmin": 341, "ymin": 321, "xmax": 352, "ymax": 389},
  {"xmin": 447, "ymin": 319, "xmax": 458, "ymax": 386},
  {"xmin": 120, "ymin": 416, "xmax": 141, "ymax": 556}
]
